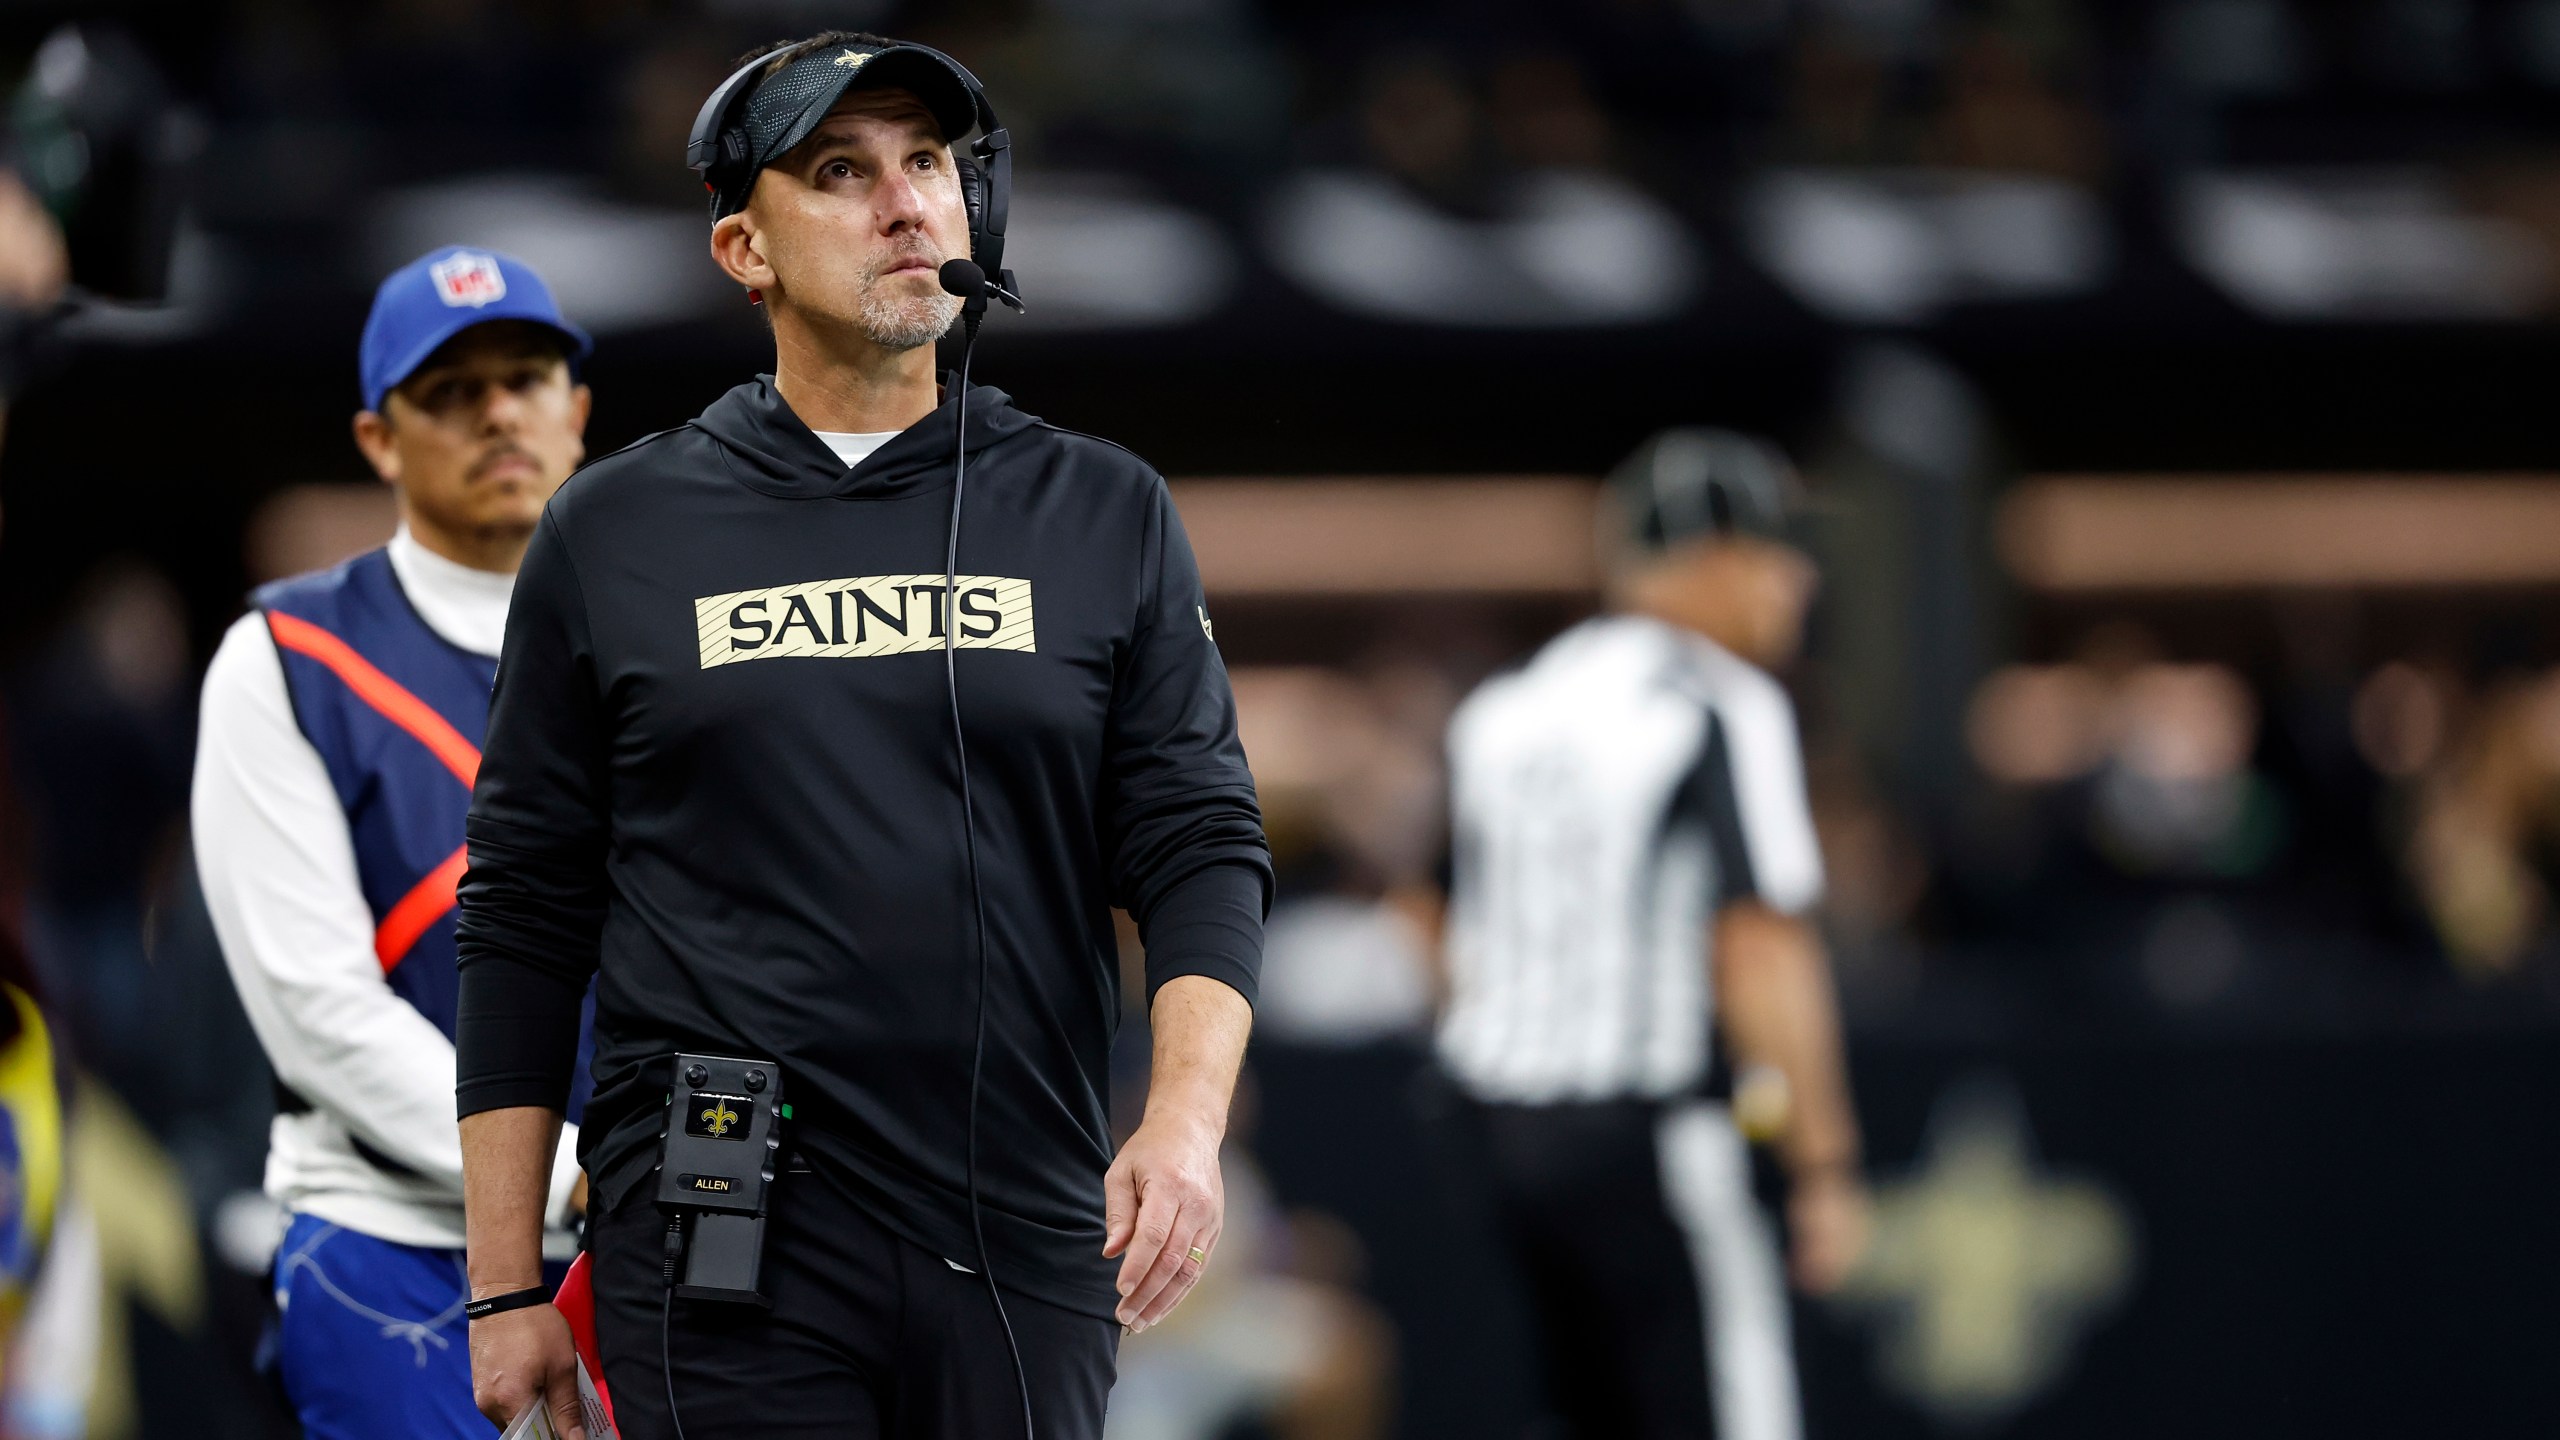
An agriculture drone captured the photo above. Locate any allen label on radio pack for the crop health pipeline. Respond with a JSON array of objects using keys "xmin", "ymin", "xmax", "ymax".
[{"xmin": 695, "ymin": 573, "xmax": 1036, "ymax": 668}]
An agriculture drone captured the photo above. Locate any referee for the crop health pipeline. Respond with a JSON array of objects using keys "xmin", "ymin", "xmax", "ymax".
[
  {"xmin": 455, "ymin": 32, "xmax": 1268, "ymax": 1440},
  {"xmin": 1436, "ymin": 431, "xmax": 1871, "ymax": 1440}
]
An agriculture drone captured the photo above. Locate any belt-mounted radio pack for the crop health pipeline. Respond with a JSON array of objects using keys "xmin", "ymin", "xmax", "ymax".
[{"xmin": 656, "ymin": 1052, "xmax": 786, "ymax": 1306}]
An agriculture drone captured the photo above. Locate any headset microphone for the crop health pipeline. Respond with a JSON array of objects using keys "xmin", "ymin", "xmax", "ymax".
[{"xmin": 939, "ymin": 257, "xmax": 1024, "ymax": 312}]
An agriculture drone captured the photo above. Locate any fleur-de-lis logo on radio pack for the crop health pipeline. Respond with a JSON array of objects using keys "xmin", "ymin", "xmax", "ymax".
[{"xmin": 687, "ymin": 1095, "xmax": 750, "ymax": 1140}]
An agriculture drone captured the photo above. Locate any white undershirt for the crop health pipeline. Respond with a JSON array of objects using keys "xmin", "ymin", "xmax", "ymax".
[
  {"xmin": 192, "ymin": 525, "xmax": 582, "ymax": 1253},
  {"xmin": 812, "ymin": 429, "xmax": 902, "ymax": 468},
  {"xmin": 389, "ymin": 526, "xmax": 516, "ymax": 658}
]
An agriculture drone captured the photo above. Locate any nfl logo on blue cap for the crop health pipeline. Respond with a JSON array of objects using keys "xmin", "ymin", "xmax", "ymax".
[
  {"xmin": 428, "ymin": 251, "xmax": 508, "ymax": 309},
  {"xmin": 360, "ymin": 245, "xmax": 591, "ymax": 413}
]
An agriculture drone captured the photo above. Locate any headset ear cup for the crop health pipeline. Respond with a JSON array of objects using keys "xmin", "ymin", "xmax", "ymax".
[
  {"xmin": 956, "ymin": 156, "xmax": 985, "ymax": 256},
  {"xmin": 706, "ymin": 135, "xmax": 751, "ymax": 220}
]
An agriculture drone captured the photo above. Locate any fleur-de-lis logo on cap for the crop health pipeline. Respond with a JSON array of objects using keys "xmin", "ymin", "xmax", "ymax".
[{"xmin": 833, "ymin": 49, "xmax": 870, "ymax": 70}]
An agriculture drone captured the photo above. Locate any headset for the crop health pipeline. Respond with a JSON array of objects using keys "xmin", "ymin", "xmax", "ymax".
[{"xmin": 673, "ymin": 37, "xmax": 1035, "ymax": 1440}]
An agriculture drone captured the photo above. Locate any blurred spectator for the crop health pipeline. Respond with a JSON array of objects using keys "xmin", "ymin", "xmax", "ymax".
[
  {"xmin": 1803, "ymin": 744, "xmax": 1929, "ymax": 1004},
  {"xmin": 1950, "ymin": 612, "xmax": 2560, "ymax": 987},
  {"xmin": 1258, "ymin": 898, "xmax": 1433, "ymax": 1047},
  {"xmin": 243, "ymin": 483, "xmax": 399, "ymax": 586},
  {"xmin": 1964, "ymin": 641, "xmax": 2279, "ymax": 882},
  {"xmin": 5, "ymin": 560, "xmax": 194, "ymax": 1094},
  {"xmin": 0, "ymin": 170, "xmax": 70, "ymax": 314},
  {"xmin": 2090, "ymin": 662, "xmax": 2270, "ymax": 876},
  {"xmin": 2351, "ymin": 660, "xmax": 2454, "ymax": 784},
  {"xmin": 1784, "ymin": 22, "xmax": 1906, "ymax": 166},
  {"xmin": 609, "ymin": 28, "xmax": 739, "ymax": 207},
  {"xmin": 1266, "ymin": 47, "xmax": 1700, "ymax": 326},
  {"xmin": 1233, "ymin": 662, "xmax": 1447, "ymax": 1045},
  {"xmin": 1918, "ymin": 10, "xmax": 2103, "ymax": 181},
  {"xmin": 1360, "ymin": 53, "xmax": 1498, "ymax": 215},
  {"xmin": 0, "ymin": 167, "xmax": 69, "ymax": 427},
  {"xmin": 923, "ymin": 0, "xmax": 1293, "ymax": 172},
  {"xmin": 1486, "ymin": 56, "xmax": 1613, "ymax": 174},
  {"xmin": 2397, "ymin": 665, "xmax": 2560, "ymax": 976},
  {"xmin": 1966, "ymin": 661, "xmax": 2115, "ymax": 788}
]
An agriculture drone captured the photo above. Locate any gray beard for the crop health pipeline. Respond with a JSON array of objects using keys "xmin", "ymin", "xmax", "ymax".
[{"xmin": 859, "ymin": 284, "xmax": 962, "ymax": 352}]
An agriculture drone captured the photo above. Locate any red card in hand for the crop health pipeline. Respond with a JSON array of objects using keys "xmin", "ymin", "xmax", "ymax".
[{"xmin": 552, "ymin": 1252, "xmax": 617, "ymax": 1431}]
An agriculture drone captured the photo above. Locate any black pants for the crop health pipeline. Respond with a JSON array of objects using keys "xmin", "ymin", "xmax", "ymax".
[
  {"xmin": 1452, "ymin": 1094, "xmax": 1801, "ymax": 1440},
  {"xmin": 589, "ymin": 1161, "xmax": 1119, "ymax": 1440}
]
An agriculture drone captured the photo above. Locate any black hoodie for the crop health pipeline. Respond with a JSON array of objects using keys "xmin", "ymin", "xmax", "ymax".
[{"xmin": 454, "ymin": 376, "xmax": 1270, "ymax": 1317}]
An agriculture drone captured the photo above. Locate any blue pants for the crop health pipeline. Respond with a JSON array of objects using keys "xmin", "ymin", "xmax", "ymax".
[{"xmin": 271, "ymin": 1213, "xmax": 564, "ymax": 1440}]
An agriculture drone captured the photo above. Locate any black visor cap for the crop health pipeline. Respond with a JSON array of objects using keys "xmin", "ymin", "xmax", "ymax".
[
  {"xmin": 743, "ymin": 43, "xmax": 981, "ymax": 175},
  {"xmin": 1606, "ymin": 429, "xmax": 1802, "ymax": 553}
]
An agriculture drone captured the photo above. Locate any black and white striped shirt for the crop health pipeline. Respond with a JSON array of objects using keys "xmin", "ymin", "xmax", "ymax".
[{"xmin": 1438, "ymin": 615, "xmax": 1823, "ymax": 1104}]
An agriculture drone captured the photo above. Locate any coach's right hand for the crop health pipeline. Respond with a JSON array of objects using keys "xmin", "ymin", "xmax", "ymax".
[{"xmin": 471, "ymin": 1302, "xmax": 587, "ymax": 1440}]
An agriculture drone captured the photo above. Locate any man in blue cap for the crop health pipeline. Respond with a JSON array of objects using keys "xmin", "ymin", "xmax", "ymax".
[{"xmin": 191, "ymin": 246, "xmax": 600, "ymax": 1439}]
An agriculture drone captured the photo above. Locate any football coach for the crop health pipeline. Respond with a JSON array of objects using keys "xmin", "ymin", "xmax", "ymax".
[{"xmin": 452, "ymin": 30, "xmax": 1268, "ymax": 1440}]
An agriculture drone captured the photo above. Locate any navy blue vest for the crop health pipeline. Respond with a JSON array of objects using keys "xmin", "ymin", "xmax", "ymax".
[{"xmin": 255, "ymin": 548, "xmax": 595, "ymax": 1128}]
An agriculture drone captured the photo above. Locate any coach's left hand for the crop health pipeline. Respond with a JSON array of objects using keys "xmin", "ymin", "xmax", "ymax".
[
  {"xmin": 1105, "ymin": 974, "xmax": 1252, "ymax": 1333},
  {"xmin": 1102, "ymin": 1108, "xmax": 1226, "ymax": 1332}
]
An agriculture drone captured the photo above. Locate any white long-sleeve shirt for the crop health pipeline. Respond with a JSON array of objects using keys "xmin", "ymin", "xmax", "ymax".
[{"xmin": 193, "ymin": 526, "xmax": 583, "ymax": 1255}]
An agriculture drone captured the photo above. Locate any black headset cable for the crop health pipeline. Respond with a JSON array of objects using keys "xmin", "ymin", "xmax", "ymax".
[
  {"xmin": 944, "ymin": 304, "xmax": 1039, "ymax": 1440},
  {"xmin": 663, "ymin": 1215, "xmax": 688, "ymax": 1440}
]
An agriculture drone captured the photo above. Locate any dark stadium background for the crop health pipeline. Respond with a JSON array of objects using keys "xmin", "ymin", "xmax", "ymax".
[{"xmin": 4, "ymin": 1, "xmax": 2559, "ymax": 1436}]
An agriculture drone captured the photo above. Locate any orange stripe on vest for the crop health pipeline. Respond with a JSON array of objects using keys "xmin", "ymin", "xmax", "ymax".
[
  {"xmin": 265, "ymin": 610, "xmax": 486, "ymax": 970},
  {"xmin": 266, "ymin": 610, "xmax": 483, "ymax": 787},
  {"xmin": 375, "ymin": 844, "xmax": 469, "ymax": 973}
]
